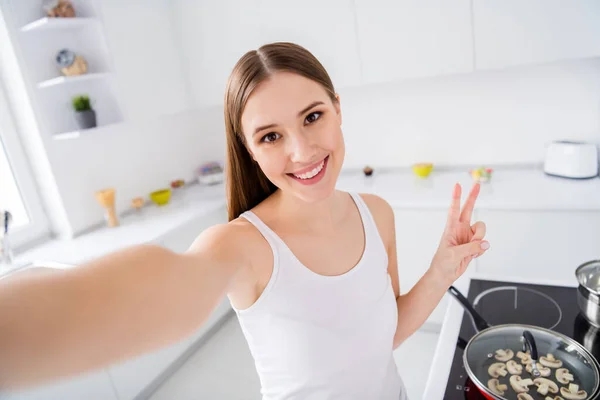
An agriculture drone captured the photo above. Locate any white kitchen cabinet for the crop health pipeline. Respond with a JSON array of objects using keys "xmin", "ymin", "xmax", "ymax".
[
  {"xmin": 257, "ymin": 0, "xmax": 362, "ymax": 90},
  {"xmin": 473, "ymin": 0, "xmax": 600, "ymax": 70},
  {"xmin": 108, "ymin": 207, "xmax": 230, "ymax": 400},
  {"xmin": 475, "ymin": 210, "xmax": 600, "ymax": 281},
  {"xmin": 171, "ymin": 0, "xmax": 263, "ymax": 108},
  {"xmin": 354, "ymin": 0, "xmax": 473, "ymax": 86},
  {"xmin": 1, "ymin": 370, "xmax": 117, "ymax": 400},
  {"xmin": 393, "ymin": 209, "xmax": 450, "ymax": 330},
  {"xmin": 100, "ymin": 0, "xmax": 191, "ymax": 119}
]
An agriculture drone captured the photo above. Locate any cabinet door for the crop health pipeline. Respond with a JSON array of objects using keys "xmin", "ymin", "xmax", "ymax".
[
  {"xmin": 100, "ymin": 0, "xmax": 191, "ymax": 119},
  {"xmin": 258, "ymin": 0, "xmax": 362, "ymax": 90},
  {"xmin": 1, "ymin": 370, "xmax": 117, "ymax": 400},
  {"xmin": 476, "ymin": 210, "xmax": 600, "ymax": 281},
  {"xmin": 473, "ymin": 0, "xmax": 600, "ymax": 70},
  {"xmin": 172, "ymin": 0, "xmax": 263, "ymax": 108},
  {"xmin": 355, "ymin": 0, "xmax": 473, "ymax": 85},
  {"xmin": 394, "ymin": 209, "xmax": 450, "ymax": 330}
]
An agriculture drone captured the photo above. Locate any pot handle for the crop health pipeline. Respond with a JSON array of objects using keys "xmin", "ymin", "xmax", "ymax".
[
  {"xmin": 448, "ymin": 286, "xmax": 490, "ymax": 332},
  {"xmin": 522, "ymin": 330, "xmax": 541, "ymax": 377}
]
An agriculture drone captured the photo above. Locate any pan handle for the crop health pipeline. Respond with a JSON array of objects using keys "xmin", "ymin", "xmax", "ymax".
[{"xmin": 447, "ymin": 286, "xmax": 491, "ymax": 332}]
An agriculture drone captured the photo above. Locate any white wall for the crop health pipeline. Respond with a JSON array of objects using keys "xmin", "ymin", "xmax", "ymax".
[{"xmin": 339, "ymin": 58, "xmax": 600, "ymax": 169}]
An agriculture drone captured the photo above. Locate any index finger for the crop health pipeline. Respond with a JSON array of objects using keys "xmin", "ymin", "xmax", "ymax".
[
  {"xmin": 460, "ymin": 183, "xmax": 480, "ymax": 223},
  {"xmin": 445, "ymin": 183, "xmax": 462, "ymax": 228}
]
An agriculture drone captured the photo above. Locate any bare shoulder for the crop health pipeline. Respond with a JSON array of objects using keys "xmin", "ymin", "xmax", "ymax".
[
  {"xmin": 356, "ymin": 193, "xmax": 395, "ymax": 247},
  {"xmin": 357, "ymin": 193, "xmax": 394, "ymax": 222},
  {"xmin": 187, "ymin": 215, "xmax": 255, "ymax": 250}
]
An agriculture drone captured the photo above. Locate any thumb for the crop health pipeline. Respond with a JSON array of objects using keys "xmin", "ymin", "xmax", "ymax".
[{"xmin": 455, "ymin": 240, "xmax": 490, "ymax": 259}]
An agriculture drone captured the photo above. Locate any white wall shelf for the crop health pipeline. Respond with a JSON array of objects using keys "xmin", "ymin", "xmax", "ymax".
[
  {"xmin": 21, "ymin": 17, "xmax": 97, "ymax": 32},
  {"xmin": 37, "ymin": 72, "xmax": 110, "ymax": 89}
]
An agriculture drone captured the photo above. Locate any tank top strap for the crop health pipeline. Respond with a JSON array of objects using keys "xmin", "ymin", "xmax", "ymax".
[
  {"xmin": 347, "ymin": 192, "xmax": 389, "ymax": 266},
  {"xmin": 239, "ymin": 210, "xmax": 281, "ymax": 254}
]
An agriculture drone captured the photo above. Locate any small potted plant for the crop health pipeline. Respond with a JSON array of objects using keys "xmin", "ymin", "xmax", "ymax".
[{"xmin": 71, "ymin": 94, "xmax": 96, "ymax": 129}]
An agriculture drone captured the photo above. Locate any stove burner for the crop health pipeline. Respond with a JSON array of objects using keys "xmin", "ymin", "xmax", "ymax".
[{"xmin": 470, "ymin": 285, "xmax": 563, "ymax": 330}]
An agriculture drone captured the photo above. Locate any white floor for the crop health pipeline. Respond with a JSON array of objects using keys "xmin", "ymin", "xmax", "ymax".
[{"xmin": 149, "ymin": 316, "xmax": 439, "ymax": 400}]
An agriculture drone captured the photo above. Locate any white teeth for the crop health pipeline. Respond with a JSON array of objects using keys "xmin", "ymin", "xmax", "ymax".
[{"xmin": 293, "ymin": 159, "xmax": 325, "ymax": 180}]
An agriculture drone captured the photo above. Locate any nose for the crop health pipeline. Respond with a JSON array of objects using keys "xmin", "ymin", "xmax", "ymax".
[{"xmin": 287, "ymin": 132, "xmax": 318, "ymax": 164}]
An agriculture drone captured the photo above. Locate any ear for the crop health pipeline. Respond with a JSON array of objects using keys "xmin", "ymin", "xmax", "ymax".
[{"xmin": 334, "ymin": 94, "xmax": 342, "ymax": 126}]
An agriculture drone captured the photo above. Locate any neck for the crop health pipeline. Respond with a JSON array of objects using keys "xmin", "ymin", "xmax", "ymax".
[{"xmin": 272, "ymin": 189, "xmax": 346, "ymax": 233}]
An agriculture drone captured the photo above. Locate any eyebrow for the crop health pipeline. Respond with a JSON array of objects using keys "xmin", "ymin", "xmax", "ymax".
[{"xmin": 252, "ymin": 101, "xmax": 325, "ymax": 137}]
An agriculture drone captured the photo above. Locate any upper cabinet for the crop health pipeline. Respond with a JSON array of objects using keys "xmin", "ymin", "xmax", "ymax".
[
  {"xmin": 473, "ymin": 0, "xmax": 600, "ymax": 70},
  {"xmin": 257, "ymin": 0, "xmax": 362, "ymax": 91},
  {"xmin": 172, "ymin": 0, "xmax": 263, "ymax": 109},
  {"xmin": 354, "ymin": 0, "xmax": 474, "ymax": 86},
  {"xmin": 100, "ymin": 0, "xmax": 191, "ymax": 119}
]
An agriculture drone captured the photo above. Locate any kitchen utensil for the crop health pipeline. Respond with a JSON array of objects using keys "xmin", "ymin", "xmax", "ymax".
[
  {"xmin": 448, "ymin": 285, "xmax": 600, "ymax": 400},
  {"xmin": 544, "ymin": 141, "xmax": 599, "ymax": 179},
  {"xmin": 95, "ymin": 188, "xmax": 119, "ymax": 227},
  {"xmin": 149, "ymin": 189, "xmax": 171, "ymax": 206},
  {"xmin": 412, "ymin": 163, "xmax": 433, "ymax": 178},
  {"xmin": 576, "ymin": 260, "xmax": 600, "ymax": 328}
]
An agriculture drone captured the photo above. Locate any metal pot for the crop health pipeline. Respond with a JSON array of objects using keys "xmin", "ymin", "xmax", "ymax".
[
  {"xmin": 576, "ymin": 260, "xmax": 600, "ymax": 328},
  {"xmin": 448, "ymin": 286, "xmax": 600, "ymax": 400}
]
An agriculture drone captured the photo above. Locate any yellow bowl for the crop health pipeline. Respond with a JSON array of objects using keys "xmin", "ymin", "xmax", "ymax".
[
  {"xmin": 149, "ymin": 189, "xmax": 171, "ymax": 206},
  {"xmin": 412, "ymin": 163, "xmax": 433, "ymax": 178}
]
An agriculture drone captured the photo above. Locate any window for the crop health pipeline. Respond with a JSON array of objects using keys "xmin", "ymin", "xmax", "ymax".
[{"xmin": 0, "ymin": 83, "xmax": 49, "ymax": 251}]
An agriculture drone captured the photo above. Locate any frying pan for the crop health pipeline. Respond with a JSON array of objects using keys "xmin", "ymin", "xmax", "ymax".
[{"xmin": 448, "ymin": 286, "xmax": 600, "ymax": 400}]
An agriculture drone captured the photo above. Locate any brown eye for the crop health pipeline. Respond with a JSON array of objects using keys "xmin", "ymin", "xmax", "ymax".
[
  {"xmin": 261, "ymin": 132, "xmax": 280, "ymax": 143},
  {"xmin": 305, "ymin": 111, "xmax": 322, "ymax": 124}
]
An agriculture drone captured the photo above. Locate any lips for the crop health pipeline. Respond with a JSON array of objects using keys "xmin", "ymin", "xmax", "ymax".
[{"xmin": 286, "ymin": 155, "xmax": 329, "ymax": 185}]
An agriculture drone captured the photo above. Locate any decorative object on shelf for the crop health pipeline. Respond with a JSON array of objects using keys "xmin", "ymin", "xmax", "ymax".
[
  {"xmin": 470, "ymin": 167, "xmax": 493, "ymax": 183},
  {"xmin": 196, "ymin": 162, "xmax": 224, "ymax": 185},
  {"xmin": 363, "ymin": 165, "xmax": 374, "ymax": 176},
  {"xmin": 131, "ymin": 197, "xmax": 144, "ymax": 212},
  {"xmin": 412, "ymin": 163, "xmax": 433, "ymax": 178},
  {"xmin": 149, "ymin": 189, "xmax": 171, "ymax": 206},
  {"xmin": 170, "ymin": 179, "xmax": 185, "ymax": 189},
  {"xmin": 95, "ymin": 188, "xmax": 119, "ymax": 227},
  {"xmin": 56, "ymin": 49, "xmax": 87, "ymax": 76},
  {"xmin": 72, "ymin": 94, "xmax": 96, "ymax": 129},
  {"xmin": 43, "ymin": 0, "xmax": 76, "ymax": 18}
]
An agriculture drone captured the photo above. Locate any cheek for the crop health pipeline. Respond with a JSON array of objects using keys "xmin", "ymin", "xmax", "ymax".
[{"xmin": 256, "ymin": 150, "xmax": 288, "ymax": 176}]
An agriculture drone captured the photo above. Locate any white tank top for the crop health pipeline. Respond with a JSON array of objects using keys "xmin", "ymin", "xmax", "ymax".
[{"xmin": 234, "ymin": 192, "xmax": 408, "ymax": 400}]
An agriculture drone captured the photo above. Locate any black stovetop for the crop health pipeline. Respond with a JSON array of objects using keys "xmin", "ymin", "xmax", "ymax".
[{"xmin": 443, "ymin": 279, "xmax": 599, "ymax": 399}]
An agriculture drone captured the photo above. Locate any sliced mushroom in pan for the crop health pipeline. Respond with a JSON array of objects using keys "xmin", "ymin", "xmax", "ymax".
[
  {"xmin": 533, "ymin": 377, "xmax": 559, "ymax": 396},
  {"xmin": 495, "ymin": 348, "xmax": 514, "ymax": 362},
  {"xmin": 526, "ymin": 361, "xmax": 551, "ymax": 377},
  {"xmin": 517, "ymin": 350, "xmax": 533, "ymax": 365},
  {"xmin": 517, "ymin": 394, "xmax": 534, "ymax": 400},
  {"xmin": 487, "ymin": 378, "xmax": 508, "ymax": 396},
  {"xmin": 556, "ymin": 367, "xmax": 575, "ymax": 385},
  {"xmin": 560, "ymin": 383, "xmax": 587, "ymax": 400},
  {"xmin": 540, "ymin": 353, "xmax": 563, "ymax": 368},
  {"xmin": 544, "ymin": 397, "xmax": 565, "ymax": 400},
  {"xmin": 506, "ymin": 359, "xmax": 523, "ymax": 375},
  {"xmin": 510, "ymin": 375, "xmax": 534, "ymax": 394},
  {"xmin": 488, "ymin": 362, "xmax": 508, "ymax": 378}
]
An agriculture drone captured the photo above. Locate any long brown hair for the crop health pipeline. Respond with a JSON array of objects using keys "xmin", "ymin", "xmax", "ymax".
[{"xmin": 224, "ymin": 42, "xmax": 338, "ymax": 221}]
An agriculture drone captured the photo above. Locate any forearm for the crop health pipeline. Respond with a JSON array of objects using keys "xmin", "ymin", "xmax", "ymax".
[
  {"xmin": 0, "ymin": 244, "xmax": 227, "ymax": 389},
  {"xmin": 392, "ymin": 268, "xmax": 450, "ymax": 348}
]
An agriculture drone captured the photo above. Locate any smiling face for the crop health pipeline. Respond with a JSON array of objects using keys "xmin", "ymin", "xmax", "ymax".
[{"xmin": 240, "ymin": 72, "xmax": 344, "ymax": 203}]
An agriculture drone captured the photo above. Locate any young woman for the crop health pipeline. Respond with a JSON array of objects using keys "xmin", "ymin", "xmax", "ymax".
[{"xmin": 0, "ymin": 42, "xmax": 489, "ymax": 399}]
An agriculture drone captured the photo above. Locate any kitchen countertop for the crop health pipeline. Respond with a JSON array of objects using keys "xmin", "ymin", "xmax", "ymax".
[
  {"xmin": 10, "ymin": 182, "xmax": 227, "ymax": 267},
  {"xmin": 422, "ymin": 268, "xmax": 580, "ymax": 399},
  {"xmin": 8, "ymin": 165, "xmax": 600, "ymax": 270}
]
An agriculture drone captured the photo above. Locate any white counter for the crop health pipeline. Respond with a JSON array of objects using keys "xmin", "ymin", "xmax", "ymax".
[
  {"xmin": 12, "ymin": 165, "xmax": 600, "ymax": 268},
  {"xmin": 422, "ymin": 269, "xmax": 581, "ymax": 399},
  {"xmin": 337, "ymin": 166, "xmax": 600, "ymax": 211},
  {"xmin": 13, "ymin": 182, "xmax": 227, "ymax": 266}
]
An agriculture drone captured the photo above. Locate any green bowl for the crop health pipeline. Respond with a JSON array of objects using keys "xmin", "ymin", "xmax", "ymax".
[{"xmin": 149, "ymin": 189, "xmax": 171, "ymax": 206}]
